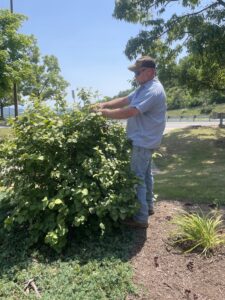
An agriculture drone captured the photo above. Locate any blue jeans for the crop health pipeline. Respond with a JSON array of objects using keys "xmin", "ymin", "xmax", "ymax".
[{"xmin": 131, "ymin": 146, "xmax": 154, "ymax": 223}]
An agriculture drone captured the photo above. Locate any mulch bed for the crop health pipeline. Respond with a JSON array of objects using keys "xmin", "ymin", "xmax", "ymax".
[{"xmin": 127, "ymin": 201, "xmax": 225, "ymax": 300}]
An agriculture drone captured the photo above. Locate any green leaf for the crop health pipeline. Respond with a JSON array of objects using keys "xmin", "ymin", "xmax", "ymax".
[
  {"xmin": 37, "ymin": 155, "xmax": 44, "ymax": 161},
  {"xmin": 82, "ymin": 188, "xmax": 88, "ymax": 196},
  {"xmin": 48, "ymin": 198, "xmax": 63, "ymax": 209},
  {"xmin": 99, "ymin": 222, "xmax": 105, "ymax": 230},
  {"xmin": 55, "ymin": 199, "xmax": 63, "ymax": 205}
]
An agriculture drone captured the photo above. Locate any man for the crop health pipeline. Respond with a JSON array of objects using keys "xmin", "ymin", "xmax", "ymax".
[{"xmin": 96, "ymin": 56, "xmax": 167, "ymax": 228}]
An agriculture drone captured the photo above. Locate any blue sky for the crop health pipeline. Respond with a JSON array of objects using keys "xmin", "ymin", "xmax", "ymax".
[{"xmin": 1, "ymin": 0, "xmax": 144, "ymax": 103}]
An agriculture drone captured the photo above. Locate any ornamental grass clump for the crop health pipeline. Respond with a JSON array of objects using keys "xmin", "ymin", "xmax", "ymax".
[
  {"xmin": 171, "ymin": 212, "xmax": 225, "ymax": 255},
  {"xmin": 0, "ymin": 101, "xmax": 138, "ymax": 252}
]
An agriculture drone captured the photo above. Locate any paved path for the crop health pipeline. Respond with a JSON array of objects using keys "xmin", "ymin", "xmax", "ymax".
[
  {"xmin": 118, "ymin": 120, "xmax": 219, "ymax": 133},
  {"xmin": 164, "ymin": 120, "xmax": 219, "ymax": 133}
]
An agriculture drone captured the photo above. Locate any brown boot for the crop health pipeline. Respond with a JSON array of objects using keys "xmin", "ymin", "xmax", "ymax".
[
  {"xmin": 148, "ymin": 209, "xmax": 155, "ymax": 216},
  {"xmin": 121, "ymin": 218, "xmax": 148, "ymax": 228}
]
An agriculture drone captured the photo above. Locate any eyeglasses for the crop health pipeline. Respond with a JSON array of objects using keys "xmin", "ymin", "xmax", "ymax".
[{"xmin": 134, "ymin": 68, "xmax": 148, "ymax": 77}]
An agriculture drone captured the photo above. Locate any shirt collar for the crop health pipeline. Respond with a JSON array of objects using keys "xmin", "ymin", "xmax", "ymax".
[{"xmin": 141, "ymin": 76, "xmax": 157, "ymax": 89}]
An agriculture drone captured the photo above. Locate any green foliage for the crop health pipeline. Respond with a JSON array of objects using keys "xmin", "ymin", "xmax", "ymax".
[
  {"xmin": 166, "ymin": 87, "xmax": 197, "ymax": 110},
  {"xmin": 0, "ymin": 102, "xmax": 138, "ymax": 252},
  {"xmin": 0, "ymin": 9, "xmax": 34, "ymax": 99},
  {"xmin": 113, "ymin": 0, "xmax": 225, "ymax": 50},
  {"xmin": 0, "ymin": 9, "xmax": 69, "ymax": 111},
  {"xmin": 0, "ymin": 219, "xmax": 137, "ymax": 299},
  {"xmin": 167, "ymin": 86, "xmax": 225, "ymax": 110},
  {"xmin": 185, "ymin": 22, "xmax": 225, "ymax": 92},
  {"xmin": 21, "ymin": 51, "xmax": 69, "ymax": 108},
  {"xmin": 178, "ymin": 50, "xmax": 225, "ymax": 94},
  {"xmin": 171, "ymin": 212, "xmax": 225, "ymax": 255},
  {"xmin": 113, "ymin": 0, "xmax": 225, "ymax": 94},
  {"xmin": 76, "ymin": 87, "xmax": 100, "ymax": 106}
]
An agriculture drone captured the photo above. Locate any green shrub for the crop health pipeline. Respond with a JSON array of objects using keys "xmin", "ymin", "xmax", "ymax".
[
  {"xmin": 0, "ymin": 102, "xmax": 138, "ymax": 252},
  {"xmin": 171, "ymin": 212, "xmax": 225, "ymax": 255}
]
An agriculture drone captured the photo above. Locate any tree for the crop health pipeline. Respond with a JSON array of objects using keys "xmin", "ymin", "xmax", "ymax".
[
  {"xmin": 0, "ymin": 9, "xmax": 34, "ymax": 112},
  {"xmin": 1, "ymin": 9, "xmax": 69, "ymax": 114},
  {"xmin": 20, "ymin": 42, "xmax": 69, "ymax": 109},
  {"xmin": 113, "ymin": 0, "xmax": 225, "ymax": 92},
  {"xmin": 178, "ymin": 24, "xmax": 225, "ymax": 93},
  {"xmin": 113, "ymin": 0, "xmax": 225, "ymax": 50}
]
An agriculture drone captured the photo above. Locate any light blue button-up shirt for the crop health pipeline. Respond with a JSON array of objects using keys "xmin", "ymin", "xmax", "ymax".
[{"xmin": 127, "ymin": 77, "xmax": 167, "ymax": 149}]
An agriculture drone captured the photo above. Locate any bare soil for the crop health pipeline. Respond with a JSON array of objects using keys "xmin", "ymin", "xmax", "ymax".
[{"xmin": 127, "ymin": 200, "xmax": 225, "ymax": 300}]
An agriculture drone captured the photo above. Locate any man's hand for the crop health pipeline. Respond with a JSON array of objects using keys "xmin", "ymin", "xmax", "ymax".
[
  {"xmin": 97, "ymin": 109, "xmax": 111, "ymax": 117},
  {"xmin": 90, "ymin": 102, "xmax": 106, "ymax": 112}
]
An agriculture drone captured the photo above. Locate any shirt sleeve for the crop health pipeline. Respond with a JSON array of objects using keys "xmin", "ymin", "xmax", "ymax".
[
  {"xmin": 130, "ymin": 89, "xmax": 162, "ymax": 113},
  {"xmin": 127, "ymin": 90, "xmax": 135, "ymax": 104},
  {"xmin": 131, "ymin": 89, "xmax": 163, "ymax": 114}
]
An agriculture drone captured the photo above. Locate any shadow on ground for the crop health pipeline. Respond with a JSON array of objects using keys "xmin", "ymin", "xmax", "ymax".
[{"xmin": 0, "ymin": 210, "xmax": 147, "ymax": 280}]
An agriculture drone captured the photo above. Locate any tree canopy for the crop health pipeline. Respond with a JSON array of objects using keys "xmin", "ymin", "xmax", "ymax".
[
  {"xmin": 0, "ymin": 10, "xmax": 33, "ymax": 100},
  {"xmin": 113, "ymin": 0, "xmax": 225, "ymax": 93},
  {"xmin": 20, "ymin": 42, "xmax": 69, "ymax": 107},
  {"xmin": 113, "ymin": 0, "xmax": 225, "ymax": 55},
  {"xmin": 0, "ymin": 9, "xmax": 69, "ymax": 113}
]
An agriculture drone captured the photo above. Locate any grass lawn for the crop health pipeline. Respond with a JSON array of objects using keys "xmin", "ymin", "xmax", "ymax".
[
  {"xmin": 154, "ymin": 126, "xmax": 225, "ymax": 205},
  {"xmin": 167, "ymin": 103, "xmax": 225, "ymax": 118},
  {"xmin": 0, "ymin": 128, "xmax": 11, "ymax": 141},
  {"xmin": 213, "ymin": 103, "xmax": 225, "ymax": 113}
]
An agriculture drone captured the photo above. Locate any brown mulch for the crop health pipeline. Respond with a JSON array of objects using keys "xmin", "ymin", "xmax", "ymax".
[{"xmin": 127, "ymin": 201, "xmax": 225, "ymax": 300}]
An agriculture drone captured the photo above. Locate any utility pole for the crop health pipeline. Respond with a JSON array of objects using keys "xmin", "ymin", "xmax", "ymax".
[
  {"xmin": 72, "ymin": 90, "xmax": 75, "ymax": 103},
  {"xmin": 10, "ymin": 0, "xmax": 19, "ymax": 117},
  {"xmin": 10, "ymin": 0, "xmax": 13, "ymax": 12}
]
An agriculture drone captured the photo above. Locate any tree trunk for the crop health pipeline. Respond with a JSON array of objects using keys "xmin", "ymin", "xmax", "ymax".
[
  {"xmin": 0, "ymin": 101, "xmax": 4, "ymax": 120},
  {"xmin": 14, "ymin": 83, "xmax": 18, "ymax": 117}
]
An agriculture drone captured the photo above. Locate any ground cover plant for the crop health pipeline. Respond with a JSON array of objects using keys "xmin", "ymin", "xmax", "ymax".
[
  {"xmin": 0, "ymin": 216, "xmax": 138, "ymax": 299},
  {"xmin": 171, "ymin": 212, "xmax": 225, "ymax": 255},
  {"xmin": 0, "ymin": 102, "xmax": 138, "ymax": 252},
  {"xmin": 154, "ymin": 126, "xmax": 225, "ymax": 205}
]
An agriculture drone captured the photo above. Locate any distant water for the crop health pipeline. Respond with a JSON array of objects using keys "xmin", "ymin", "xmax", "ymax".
[
  {"xmin": 2, "ymin": 106, "xmax": 25, "ymax": 118},
  {"xmin": 2, "ymin": 105, "xmax": 76, "ymax": 119}
]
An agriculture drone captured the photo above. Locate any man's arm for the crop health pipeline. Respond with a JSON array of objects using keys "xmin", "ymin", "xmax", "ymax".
[
  {"xmin": 99, "ymin": 107, "xmax": 139, "ymax": 119},
  {"xmin": 98, "ymin": 96, "xmax": 129, "ymax": 109}
]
